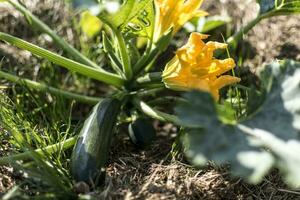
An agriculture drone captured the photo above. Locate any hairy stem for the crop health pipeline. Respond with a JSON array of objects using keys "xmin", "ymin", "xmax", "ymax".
[
  {"xmin": 132, "ymin": 97, "xmax": 180, "ymax": 124},
  {"xmin": 0, "ymin": 32, "xmax": 125, "ymax": 88},
  {"xmin": 115, "ymin": 31, "xmax": 132, "ymax": 80}
]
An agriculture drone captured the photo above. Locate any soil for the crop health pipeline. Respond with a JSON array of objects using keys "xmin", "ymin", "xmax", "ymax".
[{"xmin": 1, "ymin": 0, "xmax": 300, "ymax": 199}]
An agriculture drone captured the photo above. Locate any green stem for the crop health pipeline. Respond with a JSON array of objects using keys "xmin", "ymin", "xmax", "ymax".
[
  {"xmin": 0, "ymin": 137, "xmax": 77, "ymax": 165},
  {"xmin": 136, "ymin": 72, "xmax": 162, "ymax": 84},
  {"xmin": 132, "ymin": 97, "xmax": 180, "ymax": 124},
  {"xmin": 133, "ymin": 72, "xmax": 164, "ymax": 90},
  {"xmin": 115, "ymin": 31, "xmax": 132, "ymax": 80},
  {"xmin": 134, "ymin": 47, "xmax": 159, "ymax": 75},
  {"xmin": 144, "ymin": 54, "xmax": 159, "ymax": 72},
  {"xmin": 227, "ymin": 15, "xmax": 264, "ymax": 48},
  {"xmin": 0, "ymin": 32, "xmax": 125, "ymax": 88},
  {"xmin": 133, "ymin": 40, "xmax": 153, "ymax": 72},
  {"xmin": 7, "ymin": 0, "xmax": 100, "ymax": 69},
  {"xmin": 138, "ymin": 83, "xmax": 165, "ymax": 90},
  {"xmin": 102, "ymin": 31, "xmax": 125, "ymax": 77},
  {"xmin": 147, "ymin": 96, "xmax": 185, "ymax": 105},
  {"xmin": 131, "ymin": 88, "xmax": 164, "ymax": 97},
  {"xmin": 0, "ymin": 70, "xmax": 100, "ymax": 104},
  {"xmin": 134, "ymin": 29, "xmax": 172, "ymax": 74}
]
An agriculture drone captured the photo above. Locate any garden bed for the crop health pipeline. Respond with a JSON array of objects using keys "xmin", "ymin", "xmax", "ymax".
[{"xmin": 1, "ymin": 0, "xmax": 300, "ymax": 199}]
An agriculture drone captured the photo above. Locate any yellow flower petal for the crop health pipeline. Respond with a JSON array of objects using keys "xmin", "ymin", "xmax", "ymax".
[
  {"xmin": 154, "ymin": 0, "xmax": 206, "ymax": 40},
  {"xmin": 80, "ymin": 11, "xmax": 102, "ymax": 38},
  {"xmin": 213, "ymin": 75, "xmax": 241, "ymax": 90},
  {"xmin": 162, "ymin": 32, "xmax": 241, "ymax": 101}
]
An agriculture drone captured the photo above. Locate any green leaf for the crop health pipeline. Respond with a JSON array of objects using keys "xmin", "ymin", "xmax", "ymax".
[
  {"xmin": 237, "ymin": 124, "xmax": 300, "ymax": 187},
  {"xmin": 176, "ymin": 60, "xmax": 300, "ymax": 187},
  {"xmin": 121, "ymin": 1, "xmax": 154, "ymax": 38},
  {"xmin": 175, "ymin": 92, "xmax": 218, "ymax": 128},
  {"xmin": 245, "ymin": 60, "xmax": 300, "ymax": 140},
  {"xmin": 257, "ymin": 0, "xmax": 277, "ymax": 14},
  {"xmin": 271, "ymin": 1, "xmax": 300, "ymax": 16},
  {"xmin": 178, "ymin": 91, "xmax": 275, "ymax": 183},
  {"xmin": 99, "ymin": 0, "xmax": 155, "ymax": 38},
  {"xmin": 257, "ymin": 0, "xmax": 300, "ymax": 16},
  {"xmin": 183, "ymin": 126, "xmax": 275, "ymax": 183}
]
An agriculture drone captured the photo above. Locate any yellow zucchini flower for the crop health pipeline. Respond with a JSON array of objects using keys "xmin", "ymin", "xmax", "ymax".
[
  {"xmin": 80, "ymin": 11, "xmax": 102, "ymax": 38},
  {"xmin": 162, "ymin": 33, "xmax": 241, "ymax": 101},
  {"xmin": 154, "ymin": 0, "xmax": 208, "ymax": 40}
]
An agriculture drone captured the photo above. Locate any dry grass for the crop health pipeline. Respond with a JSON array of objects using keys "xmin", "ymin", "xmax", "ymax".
[{"xmin": 98, "ymin": 124, "xmax": 300, "ymax": 200}]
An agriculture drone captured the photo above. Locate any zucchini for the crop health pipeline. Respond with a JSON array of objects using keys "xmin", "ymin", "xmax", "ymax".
[
  {"xmin": 71, "ymin": 98, "xmax": 121, "ymax": 184},
  {"xmin": 128, "ymin": 118, "xmax": 156, "ymax": 147}
]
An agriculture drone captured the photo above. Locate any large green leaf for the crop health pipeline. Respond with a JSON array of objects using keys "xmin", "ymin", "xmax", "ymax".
[
  {"xmin": 245, "ymin": 61, "xmax": 300, "ymax": 140},
  {"xmin": 99, "ymin": 0, "xmax": 155, "ymax": 38},
  {"xmin": 177, "ymin": 92, "xmax": 275, "ymax": 183},
  {"xmin": 175, "ymin": 92, "xmax": 217, "ymax": 128},
  {"xmin": 257, "ymin": 0, "xmax": 277, "ymax": 14},
  {"xmin": 257, "ymin": 0, "xmax": 300, "ymax": 16},
  {"xmin": 176, "ymin": 60, "xmax": 300, "ymax": 187},
  {"xmin": 271, "ymin": 1, "xmax": 300, "ymax": 16}
]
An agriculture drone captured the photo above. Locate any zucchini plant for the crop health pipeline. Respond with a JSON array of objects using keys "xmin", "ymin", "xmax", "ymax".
[{"xmin": 1, "ymin": 0, "xmax": 300, "ymax": 188}]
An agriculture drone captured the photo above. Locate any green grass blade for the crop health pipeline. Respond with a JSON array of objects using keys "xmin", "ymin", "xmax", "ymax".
[
  {"xmin": 7, "ymin": 0, "xmax": 101, "ymax": 69},
  {"xmin": 0, "ymin": 32, "xmax": 125, "ymax": 88},
  {"xmin": 0, "ymin": 70, "xmax": 100, "ymax": 104},
  {"xmin": 0, "ymin": 137, "xmax": 77, "ymax": 165}
]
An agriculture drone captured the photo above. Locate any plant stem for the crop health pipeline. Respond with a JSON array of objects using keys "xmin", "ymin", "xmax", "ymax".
[
  {"xmin": 7, "ymin": 0, "xmax": 101, "ymax": 69},
  {"xmin": 132, "ymin": 97, "xmax": 180, "ymax": 124},
  {"xmin": 0, "ymin": 70, "xmax": 101, "ymax": 104},
  {"xmin": 132, "ymin": 88, "xmax": 164, "ymax": 97},
  {"xmin": 147, "ymin": 96, "xmax": 186, "ymax": 105},
  {"xmin": 137, "ymin": 72, "xmax": 162, "ymax": 84},
  {"xmin": 0, "ymin": 32, "xmax": 125, "ymax": 88},
  {"xmin": 139, "ymin": 83, "xmax": 165, "ymax": 90},
  {"xmin": 226, "ymin": 15, "xmax": 263, "ymax": 48},
  {"xmin": 133, "ymin": 72, "xmax": 164, "ymax": 90},
  {"xmin": 102, "ymin": 31, "xmax": 125, "ymax": 77},
  {"xmin": 115, "ymin": 31, "xmax": 132, "ymax": 80},
  {"xmin": 133, "ymin": 42, "xmax": 156, "ymax": 74},
  {"xmin": 0, "ymin": 137, "xmax": 77, "ymax": 165}
]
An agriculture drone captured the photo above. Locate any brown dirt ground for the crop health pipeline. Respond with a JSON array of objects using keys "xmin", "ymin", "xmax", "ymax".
[
  {"xmin": 0, "ymin": 127, "xmax": 15, "ymax": 194},
  {"xmin": 1, "ymin": 0, "xmax": 300, "ymax": 199},
  {"xmin": 203, "ymin": 0, "xmax": 300, "ymax": 69}
]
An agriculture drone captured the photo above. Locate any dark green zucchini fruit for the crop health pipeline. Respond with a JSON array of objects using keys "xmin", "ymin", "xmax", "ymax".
[
  {"xmin": 71, "ymin": 98, "xmax": 121, "ymax": 184},
  {"xmin": 128, "ymin": 118, "xmax": 156, "ymax": 147}
]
